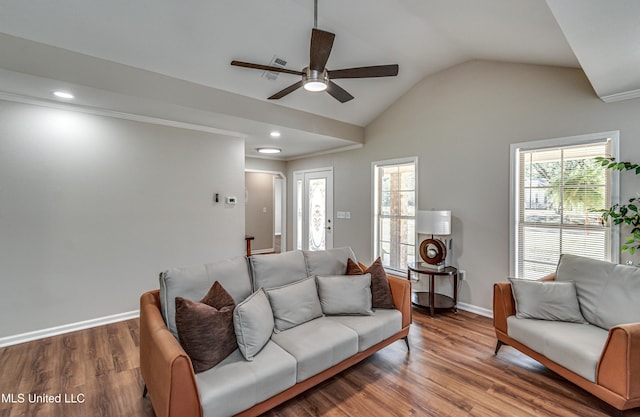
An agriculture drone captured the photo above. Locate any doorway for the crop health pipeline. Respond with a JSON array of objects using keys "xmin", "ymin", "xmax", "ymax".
[
  {"xmin": 245, "ymin": 170, "xmax": 286, "ymax": 254},
  {"xmin": 293, "ymin": 167, "xmax": 334, "ymax": 251}
]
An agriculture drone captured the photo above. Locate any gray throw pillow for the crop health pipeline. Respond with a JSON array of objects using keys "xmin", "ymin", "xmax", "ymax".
[
  {"xmin": 233, "ymin": 288, "xmax": 274, "ymax": 361},
  {"xmin": 316, "ymin": 274, "xmax": 373, "ymax": 316},
  {"xmin": 265, "ymin": 276, "xmax": 323, "ymax": 332},
  {"xmin": 509, "ymin": 278, "xmax": 587, "ymax": 323}
]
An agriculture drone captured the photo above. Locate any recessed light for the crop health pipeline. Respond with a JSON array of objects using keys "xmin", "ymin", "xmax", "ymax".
[
  {"xmin": 270, "ymin": 131, "xmax": 281, "ymax": 138},
  {"xmin": 257, "ymin": 147, "xmax": 281, "ymax": 154},
  {"xmin": 53, "ymin": 91, "xmax": 74, "ymax": 99}
]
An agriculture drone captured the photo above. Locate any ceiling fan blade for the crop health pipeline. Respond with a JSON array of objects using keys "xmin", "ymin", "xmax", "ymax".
[
  {"xmin": 309, "ymin": 28, "xmax": 335, "ymax": 72},
  {"xmin": 326, "ymin": 81, "xmax": 354, "ymax": 103},
  {"xmin": 268, "ymin": 80, "xmax": 304, "ymax": 100},
  {"xmin": 231, "ymin": 60, "xmax": 303, "ymax": 76},
  {"xmin": 328, "ymin": 64, "xmax": 399, "ymax": 79}
]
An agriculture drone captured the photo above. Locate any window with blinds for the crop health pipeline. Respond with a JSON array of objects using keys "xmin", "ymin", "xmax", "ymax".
[
  {"xmin": 373, "ymin": 158, "xmax": 417, "ymax": 272},
  {"xmin": 511, "ymin": 134, "xmax": 619, "ymax": 279}
]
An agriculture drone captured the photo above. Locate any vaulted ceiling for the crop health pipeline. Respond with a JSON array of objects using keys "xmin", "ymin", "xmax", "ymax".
[{"xmin": 0, "ymin": 0, "xmax": 637, "ymax": 159}]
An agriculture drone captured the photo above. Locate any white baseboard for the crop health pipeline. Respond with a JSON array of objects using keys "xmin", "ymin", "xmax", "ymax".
[
  {"xmin": 0, "ymin": 310, "xmax": 140, "ymax": 348},
  {"xmin": 457, "ymin": 302, "xmax": 493, "ymax": 318}
]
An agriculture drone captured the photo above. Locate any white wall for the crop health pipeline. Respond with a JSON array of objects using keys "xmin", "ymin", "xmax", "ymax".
[
  {"xmin": 245, "ymin": 157, "xmax": 287, "ymax": 173},
  {"xmin": 287, "ymin": 60, "xmax": 640, "ymax": 312},
  {"xmin": 0, "ymin": 99, "xmax": 245, "ymax": 338}
]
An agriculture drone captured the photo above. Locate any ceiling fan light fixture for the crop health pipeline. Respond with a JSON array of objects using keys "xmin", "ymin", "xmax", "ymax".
[
  {"xmin": 303, "ymin": 80, "xmax": 327, "ymax": 92},
  {"xmin": 303, "ymin": 68, "xmax": 328, "ymax": 92}
]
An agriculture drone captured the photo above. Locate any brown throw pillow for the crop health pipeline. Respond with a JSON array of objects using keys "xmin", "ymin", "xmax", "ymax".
[
  {"xmin": 175, "ymin": 281, "xmax": 237, "ymax": 373},
  {"xmin": 346, "ymin": 258, "xmax": 395, "ymax": 309},
  {"xmin": 201, "ymin": 281, "xmax": 236, "ymax": 310}
]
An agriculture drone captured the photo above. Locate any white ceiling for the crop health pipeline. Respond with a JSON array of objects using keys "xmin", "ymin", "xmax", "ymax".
[{"xmin": 0, "ymin": 0, "xmax": 637, "ymax": 159}]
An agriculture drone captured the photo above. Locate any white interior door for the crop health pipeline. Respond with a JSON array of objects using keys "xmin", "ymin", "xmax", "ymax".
[{"xmin": 294, "ymin": 168, "xmax": 333, "ymax": 251}]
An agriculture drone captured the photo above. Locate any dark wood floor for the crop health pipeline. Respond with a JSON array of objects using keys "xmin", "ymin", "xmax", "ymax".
[{"xmin": 0, "ymin": 308, "xmax": 636, "ymax": 417}]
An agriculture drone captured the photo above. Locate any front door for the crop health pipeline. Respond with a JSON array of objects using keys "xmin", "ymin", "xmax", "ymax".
[{"xmin": 294, "ymin": 168, "xmax": 333, "ymax": 251}]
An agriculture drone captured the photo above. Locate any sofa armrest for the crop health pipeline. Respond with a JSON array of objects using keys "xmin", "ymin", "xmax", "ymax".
[
  {"xmin": 493, "ymin": 282, "xmax": 515, "ymax": 335},
  {"xmin": 597, "ymin": 322, "xmax": 640, "ymax": 401},
  {"xmin": 387, "ymin": 275, "xmax": 412, "ymax": 328},
  {"xmin": 140, "ymin": 290, "xmax": 202, "ymax": 417}
]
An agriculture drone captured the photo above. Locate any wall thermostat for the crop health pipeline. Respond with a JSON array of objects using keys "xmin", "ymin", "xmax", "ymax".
[{"xmin": 226, "ymin": 196, "xmax": 237, "ymax": 205}]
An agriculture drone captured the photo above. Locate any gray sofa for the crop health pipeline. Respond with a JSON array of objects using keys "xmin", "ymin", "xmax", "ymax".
[
  {"xmin": 140, "ymin": 247, "xmax": 412, "ymax": 417},
  {"xmin": 494, "ymin": 254, "xmax": 640, "ymax": 413}
]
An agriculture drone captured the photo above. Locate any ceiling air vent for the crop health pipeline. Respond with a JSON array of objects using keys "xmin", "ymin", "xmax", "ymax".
[{"xmin": 262, "ymin": 56, "xmax": 287, "ymax": 81}]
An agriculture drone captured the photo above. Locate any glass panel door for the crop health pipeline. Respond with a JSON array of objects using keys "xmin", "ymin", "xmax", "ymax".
[{"xmin": 293, "ymin": 168, "xmax": 333, "ymax": 251}]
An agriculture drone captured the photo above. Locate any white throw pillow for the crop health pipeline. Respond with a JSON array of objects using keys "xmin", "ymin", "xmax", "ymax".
[
  {"xmin": 316, "ymin": 274, "xmax": 373, "ymax": 316},
  {"xmin": 265, "ymin": 276, "xmax": 323, "ymax": 332},
  {"xmin": 233, "ymin": 288, "xmax": 274, "ymax": 361},
  {"xmin": 509, "ymin": 278, "xmax": 587, "ymax": 323}
]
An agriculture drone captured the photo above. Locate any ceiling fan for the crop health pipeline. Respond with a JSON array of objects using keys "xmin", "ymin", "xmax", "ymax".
[{"xmin": 230, "ymin": 0, "xmax": 399, "ymax": 103}]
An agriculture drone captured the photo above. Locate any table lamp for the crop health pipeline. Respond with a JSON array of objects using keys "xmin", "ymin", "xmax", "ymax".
[{"xmin": 417, "ymin": 210, "xmax": 451, "ymax": 271}]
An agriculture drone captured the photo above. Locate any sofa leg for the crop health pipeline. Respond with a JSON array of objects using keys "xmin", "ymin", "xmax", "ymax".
[
  {"xmin": 494, "ymin": 340, "xmax": 505, "ymax": 355},
  {"xmin": 142, "ymin": 384, "xmax": 148, "ymax": 398},
  {"xmin": 403, "ymin": 336, "xmax": 410, "ymax": 351}
]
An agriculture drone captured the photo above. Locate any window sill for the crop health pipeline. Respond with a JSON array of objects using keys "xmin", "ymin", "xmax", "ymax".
[{"xmin": 384, "ymin": 267, "xmax": 407, "ymax": 279}]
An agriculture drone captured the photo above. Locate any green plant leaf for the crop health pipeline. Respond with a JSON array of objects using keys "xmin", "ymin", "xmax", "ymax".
[{"xmin": 596, "ymin": 156, "xmax": 640, "ymax": 257}]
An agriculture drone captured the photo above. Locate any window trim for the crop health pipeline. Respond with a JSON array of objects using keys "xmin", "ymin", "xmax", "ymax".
[
  {"xmin": 371, "ymin": 156, "xmax": 418, "ymax": 274},
  {"xmin": 509, "ymin": 131, "xmax": 620, "ymax": 277}
]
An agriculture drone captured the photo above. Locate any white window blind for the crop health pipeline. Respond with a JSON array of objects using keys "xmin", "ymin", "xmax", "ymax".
[
  {"xmin": 513, "ymin": 136, "xmax": 617, "ymax": 279},
  {"xmin": 373, "ymin": 158, "xmax": 417, "ymax": 272}
]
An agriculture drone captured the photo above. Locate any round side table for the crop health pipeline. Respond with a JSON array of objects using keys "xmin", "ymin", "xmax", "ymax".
[{"xmin": 407, "ymin": 263, "xmax": 458, "ymax": 317}]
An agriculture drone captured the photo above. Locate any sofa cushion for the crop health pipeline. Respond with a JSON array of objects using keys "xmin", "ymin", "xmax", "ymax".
[
  {"xmin": 596, "ymin": 265, "xmax": 640, "ymax": 329},
  {"xmin": 555, "ymin": 254, "xmax": 612, "ymax": 326},
  {"xmin": 159, "ymin": 256, "xmax": 252, "ymax": 339},
  {"xmin": 509, "ymin": 278, "xmax": 586, "ymax": 323},
  {"xmin": 556, "ymin": 254, "xmax": 640, "ymax": 329},
  {"xmin": 233, "ymin": 289, "xmax": 274, "ymax": 361},
  {"xmin": 271, "ymin": 317, "xmax": 358, "ymax": 382},
  {"xmin": 195, "ymin": 341, "xmax": 297, "ymax": 417},
  {"xmin": 303, "ymin": 247, "xmax": 357, "ymax": 277},
  {"xmin": 325, "ymin": 309, "xmax": 402, "ymax": 351},
  {"xmin": 266, "ymin": 277, "xmax": 323, "ymax": 332},
  {"xmin": 175, "ymin": 282, "xmax": 237, "ymax": 373},
  {"xmin": 507, "ymin": 316, "xmax": 609, "ymax": 382},
  {"xmin": 316, "ymin": 274, "xmax": 373, "ymax": 316},
  {"xmin": 250, "ymin": 250, "xmax": 308, "ymax": 290},
  {"xmin": 346, "ymin": 257, "xmax": 396, "ymax": 309}
]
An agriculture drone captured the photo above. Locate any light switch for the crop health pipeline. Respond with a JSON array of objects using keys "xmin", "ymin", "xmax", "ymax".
[
  {"xmin": 345, "ymin": 212, "xmax": 351, "ymax": 219},
  {"xmin": 337, "ymin": 211, "xmax": 345, "ymax": 219},
  {"xmin": 263, "ymin": 207, "xmax": 267, "ymax": 213}
]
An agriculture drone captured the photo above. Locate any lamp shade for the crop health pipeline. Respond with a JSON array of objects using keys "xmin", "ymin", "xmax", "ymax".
[{"xmin": 417, "ymin": 210, "xmax": 451, "ymax": 235}]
